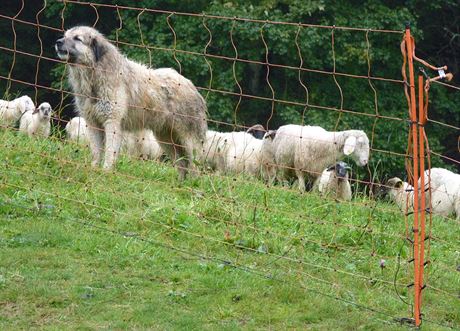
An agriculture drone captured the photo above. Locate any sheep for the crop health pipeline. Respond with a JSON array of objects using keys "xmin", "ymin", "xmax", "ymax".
[
  {"xmin": 420, "ymin": 168, "xmax": 460, "ymax": 220},
  {"xmin": 19, "ymin": 102, "xmax": 53, "ymax": 137},
  {"xmin": 313, "ymin": 161, "xmax": 352, "ymax": 201},
  {"xmin": 122, "ymin": 129, "xmax": 163, "ymax": 161},
  {"xmin": 258, "ymin": 130, "xmax": 277, "ymax": 183},
  {"xmin": 385, "ymin": 177, "xmax": 414, "ymax": 212},
  {"xmin": 272, "ymin": 124, "xmax": 369, "ymax": 192},
  {"xmin": 201, "ymin": 130, "xmax": 230, "ymax": 171},
  {"xmin": 65, "ymin": 116, "xmax": 89, "ymax": 144},
  {"xmin": 0, "ymin": 95, "xmax": 35, "ymax": 127},
  {"xmin": 201, "ymin": 124, "xmax": 275, "ymax": 178}
]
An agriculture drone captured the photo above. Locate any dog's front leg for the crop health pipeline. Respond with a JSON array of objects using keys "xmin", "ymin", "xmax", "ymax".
[
  {"xmin": 87, "ymin": 124, "xmax": 104, "ymax": 167},
  {"xmin": 102, "ymin": 119, "xmax": 123, "ymax": 170}
]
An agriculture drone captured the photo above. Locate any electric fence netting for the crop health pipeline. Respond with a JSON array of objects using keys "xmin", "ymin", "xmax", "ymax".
[{"xmin": 0, "ymin": 1, "xmax": 458, "ymax": 328}]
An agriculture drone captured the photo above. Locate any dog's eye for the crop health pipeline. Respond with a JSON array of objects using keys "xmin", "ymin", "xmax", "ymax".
[{"xmin": 73, "ymin": 36, "xmax": 82, "ymax": 42}]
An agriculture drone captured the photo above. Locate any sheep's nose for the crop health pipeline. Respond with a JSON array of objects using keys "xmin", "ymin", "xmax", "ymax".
[{"xmin": 56, "ymin": 38, "xmax": 64, "ymax": 47}]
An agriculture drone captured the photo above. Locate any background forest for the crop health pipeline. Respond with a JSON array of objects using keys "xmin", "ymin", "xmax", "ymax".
[{"xmin": 0, "ymin": 0, "xmax": 458, "ymax": 180}]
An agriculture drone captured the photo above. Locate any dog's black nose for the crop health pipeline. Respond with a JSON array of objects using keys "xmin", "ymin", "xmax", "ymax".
[{"xmin": 56, "ymin": 38, "xmax": 64, "ymax": 47}]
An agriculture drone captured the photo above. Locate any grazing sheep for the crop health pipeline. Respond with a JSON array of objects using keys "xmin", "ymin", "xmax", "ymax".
[
  {"xmin": 0, "ymin": 95, "xmax": 35, "ymax": 127},
  {"xmin": 420, "ymin": 168, "xmax": 460, "ymax": 220},
  {"xmin": 122, "ymin": 129, "xmax": 163, "ymax": 161},
  {"xmin": 19, "ymin": 102, "xmax": 53, "ymax": 137},
  {"xmin": 65, "ymin": 116, "xmax": 89, "ymax": 144},
  {"xmin": 313, "ymin": 161, "xmax": 352, "ymax": 201},
  {"xmin": 201, "ymin": 124, "xmax": 274, "ymax": 178},
  {"xmin": 201, "ymin": 130, "xmax": 231, "ymax": 171},
  {"xmin": 55, "ymin": 26, "xmax": 207, "ymax": 179},
  {"xmin": 272, "ymin": 124, "xmax": 369, "ymax": 192},
  {"xmin": 385, "ymin": 177, "xmax": 415, "ymax": 212}
]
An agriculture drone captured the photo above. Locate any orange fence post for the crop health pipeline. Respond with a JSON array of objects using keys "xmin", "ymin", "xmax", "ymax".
[
  {"xmin": 418, "ymin": 73, "xmax": 427, "ymax": 312},
  {"xmin": 404, "ymin": 24, "xmax": 421, "ymax": 327}
]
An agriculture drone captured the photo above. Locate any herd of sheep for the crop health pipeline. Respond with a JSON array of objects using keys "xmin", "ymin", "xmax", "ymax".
[{"xmin": 1, "ymin": 93, "xmax": 459, "ymax": 220}]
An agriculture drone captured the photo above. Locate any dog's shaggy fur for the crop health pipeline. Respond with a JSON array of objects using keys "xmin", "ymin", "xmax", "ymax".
[{"xmin": 55, "ymin": 26, "xmax": 207, "ymax": 178}]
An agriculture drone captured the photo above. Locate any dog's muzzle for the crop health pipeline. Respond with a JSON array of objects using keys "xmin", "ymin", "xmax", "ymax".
[{"xmin": 55, "ymin": 38, "xmax": 69, "ymax": 58}]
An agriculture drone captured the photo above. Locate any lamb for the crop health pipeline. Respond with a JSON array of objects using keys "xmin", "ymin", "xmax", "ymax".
[
  {"xmin": 0, "ymin": 95, "xmax": 35, "ymax": 127},
  {"xmin": 313, "ymin": 161, "xmax": 352, "ymax": 201},
  {"xmin": 420, "ymin": 168, "xmax": 460, "ymax": 220},
  {"xmin": 65, "ymin": 116, "xmax": 89, "ymax": 144},
  {"xmin": 19, "ymin": 102, "xmax": 53, "ymax": 137},
  {"xmin": 272, "ymin": 124, "xmax": 369, "ymax": 192},
  {"xmin": 122, "ymin": 129, "xmax": 163, "ymax": 161},
  {"xmin": 385, "ymin": 177, "xmax": 414, "ymax": 212}
]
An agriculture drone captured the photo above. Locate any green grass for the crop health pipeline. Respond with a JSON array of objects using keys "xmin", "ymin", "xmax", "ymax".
[{"xmin": 0, "ymin": 129, "xmax": 458, "ymax": 330}]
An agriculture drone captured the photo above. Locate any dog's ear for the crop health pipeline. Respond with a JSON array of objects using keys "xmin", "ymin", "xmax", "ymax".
[{"xmin": 91, "ymin": 36, "xmax": 107, "ymax": 62}]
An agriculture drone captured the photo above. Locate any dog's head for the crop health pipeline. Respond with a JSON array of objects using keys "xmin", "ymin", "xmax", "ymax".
[{"xmin": 55, "ymin": 26, "xmax": 108, "ymax": 65}]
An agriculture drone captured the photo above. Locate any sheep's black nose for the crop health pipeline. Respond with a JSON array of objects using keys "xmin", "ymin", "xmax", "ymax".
[{"xmin": 56, "ymin": 38, "xmax": 64, "ymax": 47}]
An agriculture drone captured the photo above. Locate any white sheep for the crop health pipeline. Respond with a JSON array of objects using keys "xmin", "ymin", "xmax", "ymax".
[
  {"xmin": 385, "ymin": 177, "xmax": 415, "ymax": 212},
  {"xmin": 65, "ymin": 116, "xmax": 89, "ymax": 144},
  {"xmin": 19, "ymin": 102, "xmax": 53, "ymax": 137},
  {"xmin": 0, "ymin": 95, "xmax": 35, "ymax": 127},
  {"xmin": 122, "ymin": 129, "xmax": 163, "ymax": 161},
  {"xmin": 201, "ymin": 130, "xmax": 231, "ymax": 171},
  {"xmin": 272, "ymin": 124, "xmax": 369, "ymax": 192},
  {"xmin": 420, "ymin": 168, "xmax": 460, "ymax": 220},
  {"xmin": 201, "ymin": 124, "xmax": 274, "ymax": 178},
  {"xmin": 258, "ymin": 130, "xmax": 277, "ymax": 183},
  {"xmin": 313, "ymin": 161, "xmax": 352, "ymax": 201}
]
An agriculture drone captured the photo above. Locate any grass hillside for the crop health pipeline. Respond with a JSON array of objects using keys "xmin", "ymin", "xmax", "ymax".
[{"xmin": 0, "ymin": 128, "xmax": 458, "ymax": 330}]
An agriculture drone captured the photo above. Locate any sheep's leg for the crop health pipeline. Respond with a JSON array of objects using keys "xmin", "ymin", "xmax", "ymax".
[
  {"xmin": 87, "ymin": 124, "xmax": 104, "ymax": 167},
  {"xmin": 102, "ymin": 120, "xmax": 123, "ymax": 170},
  {"xmin": 295, "ymin": 169, "xmax": 306, "ymax": 193}
]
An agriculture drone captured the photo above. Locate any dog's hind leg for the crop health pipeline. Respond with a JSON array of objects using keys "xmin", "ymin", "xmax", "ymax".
[{"xmin": 155, "ymin": 133, "xmax": 188, "ymax": 181}]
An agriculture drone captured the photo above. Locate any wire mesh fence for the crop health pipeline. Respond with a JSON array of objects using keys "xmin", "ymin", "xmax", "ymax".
[{"xmin": 0, "ymin": 0, "xmax": 459, "ymax": 328}]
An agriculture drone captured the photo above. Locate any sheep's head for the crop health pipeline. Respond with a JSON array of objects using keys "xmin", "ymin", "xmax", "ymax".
[
  {"xmin": 326, "ymin": 161, "xmax": 350, "ymax": 180},
  {"xmin": 387, "ymin": 177, "xmax": 404, "ymax": 189},
  {"xmin": 263, "ymin": 130, "xmax": 277, "ymax": 141},
  {"xmin": 34, "ymin": 102, "xmax": 53, "ymax": 119},
  {"xmin": 246, "ymin": 124, "xmax": 266, "ymax": 139},
  {"xmin": 343, "ymin": 131, "xmax": 369, "ymax": 166},
  {"xmin": 18, "ymin": 95, "xmax": 35, "ymax": 114}
]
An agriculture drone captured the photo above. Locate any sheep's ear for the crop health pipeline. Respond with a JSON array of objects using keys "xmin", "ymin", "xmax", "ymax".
[
  {"xmin": 395, "ymin": 180, "xmax": 403, "ymax": 188},
  {"xmin": 32, "ymin": 108, "xmax": 39, "ymax": 114},
  {"xmin": 91, "ymin": 37, "xmax": 107, "ymax": 62},
  {"xmin": 326, "ymin": 164, "xmax": 336, "ymax": 171},
  {"xmin": 343, "ymin": 136, "xmax": 357, "ymax": 155}
]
